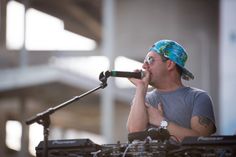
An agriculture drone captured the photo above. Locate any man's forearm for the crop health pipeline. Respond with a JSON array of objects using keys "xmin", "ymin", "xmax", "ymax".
[
  {"xmin": 127, "ymin": 103, "xmax": 148, "ymax": 132},
  {"xmin": 166, "ymin": 121, "xmax": 200, "ymax": 141},
  {"xmin": 127, "ymin": 88, "xmax": 148, "ymax": 132}
]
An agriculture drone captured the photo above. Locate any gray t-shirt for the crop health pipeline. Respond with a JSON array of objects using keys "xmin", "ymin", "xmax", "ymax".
[{"xmin": 146, "ymin": 86, "xmax": 215, "ymax": 129}]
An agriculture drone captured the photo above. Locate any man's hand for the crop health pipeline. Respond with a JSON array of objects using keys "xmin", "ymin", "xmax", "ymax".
[
  {"xmin": 146, "ymin": 103, "xmax": 164, "ymax": 126},
  {"xmin": 128, "ymin": 70, "xmax": 150, "ymax": 88}
]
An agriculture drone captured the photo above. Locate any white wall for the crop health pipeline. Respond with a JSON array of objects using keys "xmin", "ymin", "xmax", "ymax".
[{"xmin": 220, "ymin": 0, "xmax": 236, "ymax": 135}]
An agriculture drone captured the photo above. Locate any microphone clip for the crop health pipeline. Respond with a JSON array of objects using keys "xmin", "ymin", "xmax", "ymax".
[{"xmin": 99, "ymin": 71, "xmax": 110, "ymax": 88}]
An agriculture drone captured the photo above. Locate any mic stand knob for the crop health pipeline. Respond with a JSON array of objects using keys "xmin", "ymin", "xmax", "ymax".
[{"xmin": 99, "ymin": 71, "xmax": 109, "ymax": 88}]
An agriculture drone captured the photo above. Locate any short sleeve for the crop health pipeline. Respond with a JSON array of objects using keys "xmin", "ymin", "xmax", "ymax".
[
  {"xmin": 192, "ymin": 92, "xmax": 215, "ymax": 124},
  {"xmin": 145, "ymin": 90, "xmax": 161, "ymax": 108}
]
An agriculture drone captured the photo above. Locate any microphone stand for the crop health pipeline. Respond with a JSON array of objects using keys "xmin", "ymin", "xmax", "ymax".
[{"xmin": 25, "ymin": 72, "xmax": 109, "ymax": 157}]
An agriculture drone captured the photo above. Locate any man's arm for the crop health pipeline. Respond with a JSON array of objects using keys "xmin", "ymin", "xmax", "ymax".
[
  {"xmin": 126, "ymin": 85, "xmax": 149, "ymax": 132},
  {"xmin": 127, "ymin": 70, "xmax": 150, "ymax": 132},
  {"xmin": 147, "ymin": 105, "xmax": 216, "ymax": 141},
  {"xmin": 165, "ymin": 116, "xmax": 215, "ymax": 141},
  {"xmin": 191, "ymin": 116, "xmax": 216, "ymax": 136}
]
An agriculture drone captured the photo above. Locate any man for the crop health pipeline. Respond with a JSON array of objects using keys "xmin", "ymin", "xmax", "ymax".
[{"xmin": 127, "ymin": 39, "xmax": 216, "ymax": 141}]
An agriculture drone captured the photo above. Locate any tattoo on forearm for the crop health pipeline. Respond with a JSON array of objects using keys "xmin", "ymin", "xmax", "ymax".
[{"xmin": 199, "ymin": 116, "xmax": 211, "ymax": 128}]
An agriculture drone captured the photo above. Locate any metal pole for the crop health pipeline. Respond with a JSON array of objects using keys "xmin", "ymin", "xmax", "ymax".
[{"xmin": 101, "ymin": 0, "xmax": 116, "ymax": 143}]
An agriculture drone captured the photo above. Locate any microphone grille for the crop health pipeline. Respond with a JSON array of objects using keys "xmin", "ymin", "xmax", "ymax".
[{"xmin": 141, "ymin": 70, "xmax": 145, "ymax": 78}]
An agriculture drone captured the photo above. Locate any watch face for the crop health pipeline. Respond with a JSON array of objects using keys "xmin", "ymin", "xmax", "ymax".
[{"xmin": 161, "ymin": 120, "xmax": 168, "ymax": 127}]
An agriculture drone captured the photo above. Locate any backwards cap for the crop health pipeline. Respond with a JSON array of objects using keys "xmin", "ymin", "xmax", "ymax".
[{"xmin": 149, "ymin": 39, "xmax": 194, "ymax": 80}]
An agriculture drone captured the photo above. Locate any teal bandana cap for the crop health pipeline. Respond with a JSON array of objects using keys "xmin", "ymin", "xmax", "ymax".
[{"xmin": 149, "ymin": 40, "xmax": 194, "ymax": 80}]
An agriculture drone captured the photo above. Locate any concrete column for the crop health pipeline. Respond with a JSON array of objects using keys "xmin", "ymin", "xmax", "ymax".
[
  {"xmin": 220, "ymin": 0, "xmax": 236, "ymax": 135},
  {"xmin": 101, "ymin": 0, "xmax": 116, "ymax": 143},
  {"xmin": 19, "ymin": 97, "xmax": 29, "ymax": 157},
  {"xmin": 20, "ymin": 0, "xmax": 29, "ymax": 69},
  {"xmin": 197, "ymin": 31, "xmax": 210, "ymax": 92}
]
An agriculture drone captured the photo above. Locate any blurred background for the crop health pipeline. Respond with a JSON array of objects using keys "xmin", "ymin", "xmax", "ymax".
[{"xmin": 0, "ymin": 0, "xmax": 236, "ymax": 156}]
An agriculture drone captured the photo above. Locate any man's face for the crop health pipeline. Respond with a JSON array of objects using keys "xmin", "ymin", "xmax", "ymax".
[{"xmin": 142, "ymin": 51, "xmax": 168, "ymax": 86}]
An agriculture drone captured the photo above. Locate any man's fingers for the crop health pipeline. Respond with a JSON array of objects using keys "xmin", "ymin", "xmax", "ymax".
[{"xmin": 158, "ymin": 103, "xmax": 164, "ymax": 114}]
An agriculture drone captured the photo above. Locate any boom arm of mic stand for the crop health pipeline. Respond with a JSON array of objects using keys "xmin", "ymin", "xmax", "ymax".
[{"xmin": 25, "ymin": 71, "xmax": 109, "ymax": 157}]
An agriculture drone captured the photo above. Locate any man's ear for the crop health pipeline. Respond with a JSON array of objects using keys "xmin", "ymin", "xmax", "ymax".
[{"xmin": 166, "ymin": 60, "xmax": 176, "ymax": 70}]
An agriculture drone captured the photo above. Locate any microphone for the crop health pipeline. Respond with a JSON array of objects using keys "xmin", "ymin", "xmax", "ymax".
[{"xmin": 105, "ymin": 70, "xmax": 144, "ymax": 79}]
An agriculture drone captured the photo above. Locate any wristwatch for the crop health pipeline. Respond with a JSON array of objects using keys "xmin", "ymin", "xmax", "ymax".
[{"xmin": 160, "ymin": 118, "xmax": 169, "ymax": 129}]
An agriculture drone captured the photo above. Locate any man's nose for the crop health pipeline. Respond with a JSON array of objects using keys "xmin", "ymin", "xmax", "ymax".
[{"xmin": 142, "ymin": 62, "xmax": 149, "ymax": 69}]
